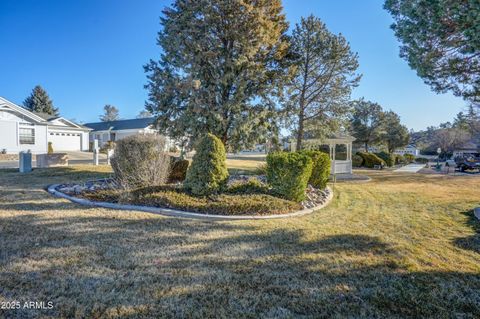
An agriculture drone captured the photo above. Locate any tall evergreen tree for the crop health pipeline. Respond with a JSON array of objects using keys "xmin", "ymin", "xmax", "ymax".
[
  {"xmin": 100, "ymin": 104, "xmax": 120, "ymax": 122},
  {"xmin": 382, "ymin": 110, "xmax": 409, "ymax": 153},
  {"xmin": 23, "ymin": 85, "xmax": 59, "ymax": 116},
  {"xmin": 350, "ymin": 99, "xmax": 386, "ymax": 152},
  {"xmin": 385, "ymin": 0, "xmax": 480, "ymax": 102},
  {"xmin": 284, "ymin": 15, "xmax": 361, "ymax": 150},
  {"xmin": 145, "ymin": 0, "xmax": 290, "ymax": 151},
  {"xmin": 136, "ymin": 110, "xmax": 152, "ymax": 119}
]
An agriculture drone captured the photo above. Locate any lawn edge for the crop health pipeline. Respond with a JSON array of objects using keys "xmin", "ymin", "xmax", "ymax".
[{"xmin": 47, "ymin": 184, "xmax": 333, "ymax": 221}]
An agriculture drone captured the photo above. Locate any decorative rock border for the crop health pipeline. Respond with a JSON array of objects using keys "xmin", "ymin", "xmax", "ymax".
[
  {"xmin": 474, "ymin": 207, "xmax": 480, "ymax": 220},
  {"xmin": 47, "ymin": 184, "xmax": 333, "ymax": 221}
]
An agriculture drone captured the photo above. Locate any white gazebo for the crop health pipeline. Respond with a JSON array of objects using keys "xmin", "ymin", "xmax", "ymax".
[{"xmin": 291, "ymin": 134, "xmax": 356, "ymax": 175}]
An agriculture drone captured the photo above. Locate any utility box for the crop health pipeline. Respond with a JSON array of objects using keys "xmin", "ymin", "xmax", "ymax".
[{"xmin": 19, "ymin": 151, "xmax": 32, "ymax": 173}]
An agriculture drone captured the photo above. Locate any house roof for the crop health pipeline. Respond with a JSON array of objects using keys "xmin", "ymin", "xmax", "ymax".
[
  {"xmin": 0, "ymin": 96, "xmax": 89, "ymax": 131},
  {"xmin": 84, "ymin": 118, "xmax": 156, "ymax": 131}
]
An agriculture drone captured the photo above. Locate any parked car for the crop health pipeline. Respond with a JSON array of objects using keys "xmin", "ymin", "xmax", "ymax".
[{"xmin": 452, "ymin": 153, "xmax": 480, "ymax": 172}]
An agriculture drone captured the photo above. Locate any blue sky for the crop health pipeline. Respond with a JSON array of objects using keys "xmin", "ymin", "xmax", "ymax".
[{"xmin": 0, "ymin": 0, "xmax": 467, "ymax": 130}]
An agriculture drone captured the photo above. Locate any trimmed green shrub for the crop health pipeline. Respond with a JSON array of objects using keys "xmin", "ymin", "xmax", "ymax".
[
  {"xmin": 352, "ymin": 154, "xmax": 364, "ymax": 167},
  {"xmin": 48, "ymin": 142, "xmax": 54, "ymax": 154},
  {"xmin": 111, "ymin": 135, "xmax": 170, "ymax": 188},
  {"xmin": 415, "ymin": 157, "xmax": 429, "ymax": 164},
  {"xmin": 266, "ymin": 152, "xmax": 313, "ymax": 202},
  {"xmin": 184, "ymin": 133, "xmax": 229, "ymax": 196},
  {"xmin": 168, "ymin": 157, "xmax": 189, "ymax": 183},
  {"xmin": 357, "ymin": 152, "xmax": 385, "ymax": 168},
  {"xmin": 395, "ymin": 154, "xmax": 407, "ymax": 165},
  {"xmin": 404, "ymin": 153, "xmax": 415, "ymax": 163},
  {"xmin": 375, "ymin": 151, "xmax": 396, "ymax": 167},
  {"xmin": 298, "ymin": 150, "xmax": 331, "ymax": 189},
  {"xmin": 226, "ymin": 178, "xmax": 269, "ymax": 195}
]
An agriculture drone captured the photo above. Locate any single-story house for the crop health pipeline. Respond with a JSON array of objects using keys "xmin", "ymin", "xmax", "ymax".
[
  {"xmin": 84, "ymin": 118, "xmax": 174, "ymax": 150},
  {"xmin": 394, "ymin": 144, "xmax": 420, "ymax": 156},
  {"xmin": 0, "ymin": 96, "xmax": 91, "ymax": 154},
  {"xmin": 452, "ymin": 142, "xmax": 479, "ymax": 158}
]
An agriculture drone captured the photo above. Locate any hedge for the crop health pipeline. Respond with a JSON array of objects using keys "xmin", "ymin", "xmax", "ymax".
[
  {"xmin": 266, "ymin": 152, "xmax": 313, "ymax": 202},
  {"xmin": 375, "ymin": 151, "xmax": 396, "ymax": 167},
  {"xmin": 298, "ymin": 150, "xmax": 330, "ymax": 189},
  {"xmin": 352, "ymin": 154, "xmax": 364, "ymax": 167},
  {"xmin": 184, "ymin": 133, "xmax": 229, "ymax": 196},
  {"xmin": 357, "ymin": 152, "xmax": 385, "ymax": 168}
]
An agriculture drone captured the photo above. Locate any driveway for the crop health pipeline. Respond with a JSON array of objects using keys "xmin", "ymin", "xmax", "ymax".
[
  {"xmin": 0, "ymin": 151, "xmax": 107, "ymax": 169},
  {"xmin": 393, "ymin": 163, "xmax": 426, "ymax": 173}
]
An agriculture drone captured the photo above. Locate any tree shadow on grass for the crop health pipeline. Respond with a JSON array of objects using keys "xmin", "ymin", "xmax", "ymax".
[
  {"xmin": 1, "ymin": 211, "xmax": 480, "ymax": 318},
  {"xmin": 453, "ymin": 210, "xmax": 480, "ymax": 254}
]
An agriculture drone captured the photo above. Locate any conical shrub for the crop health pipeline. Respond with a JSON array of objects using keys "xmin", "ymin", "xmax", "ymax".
[{"xmin": 184, "ymin": 133, "xmax": 229, "ymax": 196}]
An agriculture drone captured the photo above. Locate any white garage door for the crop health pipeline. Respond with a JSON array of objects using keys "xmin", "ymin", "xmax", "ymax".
[{"xmin": 48, "ymin": 132, "xmax": 82, "ymax": 151}]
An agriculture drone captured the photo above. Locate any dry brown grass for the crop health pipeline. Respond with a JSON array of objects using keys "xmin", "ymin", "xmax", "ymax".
[{"xmin": 1, "ymin": 165, "xmax": 480, "ymax": 318}]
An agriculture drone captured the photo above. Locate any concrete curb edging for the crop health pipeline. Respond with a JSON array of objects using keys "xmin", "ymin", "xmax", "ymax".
[
  {"xmin": 47, "ymin": 184, "xmax": 333, "ymax": 221},
  {"xmin": 474, "ymin": 207, "xmax": 480, "ymax": 220}
]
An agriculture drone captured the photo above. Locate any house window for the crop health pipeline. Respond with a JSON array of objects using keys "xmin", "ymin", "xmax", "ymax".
[{"xmin": 19, "ymin": 127, "xmax": 35, "ymax": 144}]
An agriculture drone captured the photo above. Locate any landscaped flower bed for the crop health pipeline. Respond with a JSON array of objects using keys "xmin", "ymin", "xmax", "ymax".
[
  {"xmin": 55, "ymin": 176, "xmax": 332, "ymax": 216},
  {"xmin": 53, "ymin": 134, "xmax": 333, "ymax": 217}
]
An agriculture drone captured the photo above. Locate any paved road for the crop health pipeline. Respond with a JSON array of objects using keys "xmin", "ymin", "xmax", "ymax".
[
  {"xmin": 393, "ymin": 164, "xmax": 426, "ymax": 173},
  {"xmin": 0, "ymin": 151, "xmax": 107, "ymax": 169}
]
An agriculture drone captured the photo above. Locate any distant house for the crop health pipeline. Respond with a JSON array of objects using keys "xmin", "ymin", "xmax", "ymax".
[
  {"xmin": 84, "ymin": 118, "xmax": 174, "ymax": 150},
  {"xmin": 452, "ymin": 141, "xmax": 479, "ymax": 157},
  {"xmin": 0, "ymin": 96, "xmax": 91, "ymax": 153},
  {"xmin": 394, "ymin": 144, "xmax": 420, "ymax": 156}
]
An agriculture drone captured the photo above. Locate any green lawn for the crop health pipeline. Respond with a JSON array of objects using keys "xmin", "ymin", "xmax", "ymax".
[{"xmin": 1, "ymin": 165, "xmax": 480, "ymax": 318}]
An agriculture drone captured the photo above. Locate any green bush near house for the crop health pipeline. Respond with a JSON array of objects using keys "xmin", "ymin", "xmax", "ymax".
[
  {"xmin": 357, "ymin": 152, "xmax": 385, "ymax": 168},
  {"xmin": 298, "ymin": 150, "xmax": 330, "ymax": 189},
  {"xmin": 404, "ymin": 153, "xmax": 415, "ymax": 163},
  {"xmin": 352, "ymin": 154, "xmax": 364, "ymax": 167},
  {"xmin": 266, "ymin": 152, "xmax": 313, "ymax": 202},
  {"xmin": 395, "ymin": 154, "xmax": 407, "ymax": 165},
  {"xmin": 168, "ymin": 157, "xmax": 189, "ymax": 183},
  {"xmin": 184, "ymin": 133, "xmax": 229, "ymax": 196},
  {"xmin": 47, "ymin": 142, "xmax": 54, "ymax": 154},
  {"xmin": 375, "ymin": 151, "xmax": 396, "ymax": 167}
]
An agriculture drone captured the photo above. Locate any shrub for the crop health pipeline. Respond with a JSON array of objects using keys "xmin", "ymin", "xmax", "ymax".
[
  {"xmin": 111, "ymin": 135, "xmax": 170, "ymax": 188},
  {"xmin": 415, "ymin": 157, "xmax": 429, "ymax": 164},
  {"xmin": 184, "ymin": 133, "xmax": 229, "ymax": 196},
  {"xmin": 375, "ymin": 151, "xmax": 396, "ymax": 167},
  {"xmin": 100, "ymin": 141, "xmax": 116, "ymax": 154},
  {"xmin": 266, "ymin": 152, "xmax": 313, "ymax": 202},
  {"xmin": 226, "ymin": 178, "xmax": 269, "ymax": 195},
  {"xmin": 47, "ymin": 142, "xmax": 54, "ymax": 154},
  {"xmin": 168, "ymin": 157, "xmax": 189, "ymax": 183},
  {"xmin": 357, "ymin": 152, "xmax": 385, "ymax": 168},
  {"xmin": 395, "ymin": 154, "xmax": 407, "ymax": 165},
  {"xmin": 298, "ymin": 150, "xmax": 330, "ymax": 189},
  {"xmin": 404, "ymin": 153, "xmax": 415, "ymax": 163},
  {"xmin": 352, "ymin": 154, "xmax": 364, "ymax": 167}
]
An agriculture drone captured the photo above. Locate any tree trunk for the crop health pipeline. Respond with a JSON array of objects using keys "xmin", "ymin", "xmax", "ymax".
[
  {"xmin": 296, "ymin": 109, "xmax": 304, "ymax": 151},
  {"xmin": 365, "ymin": 142, "xmax": 368, "ymax": 152}
]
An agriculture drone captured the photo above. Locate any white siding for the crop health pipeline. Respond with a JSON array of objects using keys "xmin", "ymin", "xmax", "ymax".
[{"xmin": 0, "ymin": 120, "xmax": 47, "ymax": 154}]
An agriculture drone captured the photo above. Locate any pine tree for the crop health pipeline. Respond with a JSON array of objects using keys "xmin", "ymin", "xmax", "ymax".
[
  {"xmin": 23, "ymin": 85, "xmax": 59, "ymax": 116},
  {"xmin": 284, "ymin": 15, "xmax": 361, "ymax": 150},
  {"xmin": 382, "ymin": 110, "xmax": 409, "ymax": 153},
  {"xmin": 145, "ymin": 0, "xmax": 290, "ymax": 151},
  {"xmin": 350, "ymin": 99, "xmax": 386, "ymax": 152},
  {"xmin": 385, "ymin": 0, "xmax": 480, "ymax": 102},
  {"xmin": 100, "ymin": 105, "xmax": 120, "ymax": 122}
]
